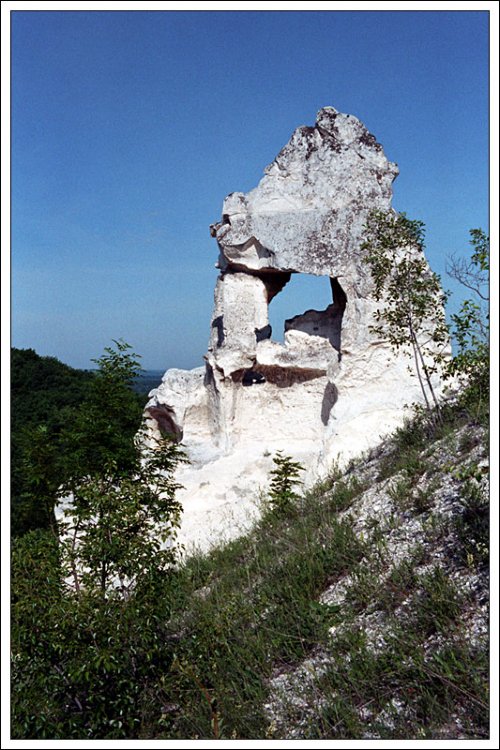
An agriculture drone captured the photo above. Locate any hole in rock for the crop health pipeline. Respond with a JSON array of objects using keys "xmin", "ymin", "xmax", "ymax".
[
  {"xmin": 242, "ymin": 370, "xmax": 266, "ymax": 386},
  {"xmin": 267, "ymin": 274, "xmax": 346, "ymax": 354}
]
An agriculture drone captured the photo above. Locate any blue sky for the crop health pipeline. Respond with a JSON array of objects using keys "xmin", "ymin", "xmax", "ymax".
[{"xmin": 11, "ymin": 9, "xmax": 489, "ymax": 370}]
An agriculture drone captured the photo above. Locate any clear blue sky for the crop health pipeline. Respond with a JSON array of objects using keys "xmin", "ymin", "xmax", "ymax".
[{"xmin": 11, "ymin": 10, "xmax": 489, "ymax": 370}]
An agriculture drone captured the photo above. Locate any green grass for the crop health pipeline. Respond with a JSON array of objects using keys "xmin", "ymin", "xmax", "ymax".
[
  {"xmin": 141, "ymin": 410, "xmax": 487, "ymax": 739},
  {"xmin": 158, "ymin": 493, "xmax": 368, "ymax": 739},
  {"xmin": 262, "ymin": 564, "xmax": 486, "ymax": 740},
  {"xmin": 312, "ymin": 636, "xmax": 488, "ymax": 740}
]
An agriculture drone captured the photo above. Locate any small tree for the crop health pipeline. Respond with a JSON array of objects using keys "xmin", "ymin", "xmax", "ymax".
[
  {"xmin": 268, "ymin": 451, "xmax": 304, "ymax": 515},
  {"xmin": 446, "ymin": 229, "xmax": 489, "ymax": 408},
  {"xmin": 55, "ymin": 341, "xmax": 188, "ymax": 595},
  {"xmin": 362, "ymin": 211, "xmax": 449, "ymax": 425},
  {"xmin": 11, "ymin": 342, "xmax": 188, "ymax": 738},
  {"xmin": 60, "ymin": 339, "xmax": 145, "ymax": 481},
  {"xmin": 60, "ymin": 430, "xmax": 187, "ymax": 596}
]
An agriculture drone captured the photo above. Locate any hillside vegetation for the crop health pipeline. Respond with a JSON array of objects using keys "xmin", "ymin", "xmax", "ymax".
[
  {"xmin": 11, "ymin": 394, "xmax": 489, "ymax": 739},
  {"xmin": 11, "ymin": 348, "xmax": 95, "ymax": 535},
  {"xmin": 140, "ymin": 403, "xmax": 489, "ymax": 740}
]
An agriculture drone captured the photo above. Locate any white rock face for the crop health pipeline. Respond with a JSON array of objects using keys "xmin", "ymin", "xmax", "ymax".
[{"xmin": 146, "ymin": 106, "xmax": 445, "ymax": 553}]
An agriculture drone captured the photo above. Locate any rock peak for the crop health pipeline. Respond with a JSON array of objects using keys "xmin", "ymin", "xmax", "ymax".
[
  {"xmin": 145, "ymin": 108, "xmax": 442, "ymax": 552},
  {"xmin": 212, "ymin": 105, "xmax": 398, "ymax": 284}
]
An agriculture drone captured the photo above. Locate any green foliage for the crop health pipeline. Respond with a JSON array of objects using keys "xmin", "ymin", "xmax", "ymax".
[
  {"xmin": 12, "ymin": 395, "xmax": 488, "ymax": 738},
  {"xmin": 362, "ymin": 211, "xmax": 449, "ymax": 424},
  {"xmin": 11, "ymin": 348, "xmax": 95, "ymax": 536},
  {"xmin": 468, "ymin": 228, "xmax": 489, "ymax": 272},
  {"xmin": 411, "ymin": 567, "xmax": 462, "ymax": 637},
  {"xmin": 376, "ymin": 400, "xmax": 470, "ymax": 482},
  {"xmin": 60, "ymin": 432, "xmax": 187, "ymax": 596},
  {"xmin": 157, "ymin": 496, "xmax": 366, "ymax": 739},
  {"xmin": 60, "ymin": 341, "xmax": 145, "ymax": 482},
  {"xmin": 303, "ymin": 632, "xmax": 487, "ymax": 740},
  {"xmin": 11, "ymin": 322, "xmax": 490, "ymax": 739},
  {"xmin": 16, "ymin": 425, "xmax": 62, "ymax": 534},
  {"xmin": 12, "ymin": 530, "xmax": 178, "ymax": 738},
  {"xmin": 453, "ymin": 463, "xmax": 489, "ymax": 568},
  {"xmin": 446, "ymin": 230, "xmax": 489, "ymax": 412},
  {"xmin": 11, "ymin": 347, "xmax": 95, "ymax": 425},
  {"xmin": 377, "ymin": 556, "xmax": 419, "ymax": 613},
  {"xmin": 11, "ymin": 343, "xmax": 188, "ymax": 738},
  {"xmin": 11, "ymin": 344, "xmax": 146, "ymax": 537},
  {"xmin": 267, "ymin": 451, "xmax": 304, "ymax": 515},
  {"xmin": 325, "ymin": 475, "xmax": 366, "ymax": 513}
]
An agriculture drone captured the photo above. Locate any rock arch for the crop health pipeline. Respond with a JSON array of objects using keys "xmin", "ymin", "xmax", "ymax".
[{"xmin": 145, "ymin": 106, "xmax": 446, "ymax": 551}]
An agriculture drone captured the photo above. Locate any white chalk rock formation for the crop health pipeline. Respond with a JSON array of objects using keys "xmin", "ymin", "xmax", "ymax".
[{"xmin": 146, "ymin": 106, "xmax": 442, "ymax": 552}]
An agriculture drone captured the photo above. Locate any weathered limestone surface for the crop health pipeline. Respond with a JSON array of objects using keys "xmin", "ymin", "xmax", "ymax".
[{"xmin": 146, "ymin": 106, "xmax": 443, "ymax": 552}]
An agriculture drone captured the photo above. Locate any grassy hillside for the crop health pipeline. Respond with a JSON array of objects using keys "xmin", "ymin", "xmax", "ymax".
[
  {"xmin": 11, "ymin": 348, "xmax": 95, "ymax": 536},
  {"xmin": 11, "ymin": 348, "xmax": 95, "ymax": 426},
  {"xmin": 142, "ymin": 402, "xmax": 489, "ymax": 739}
]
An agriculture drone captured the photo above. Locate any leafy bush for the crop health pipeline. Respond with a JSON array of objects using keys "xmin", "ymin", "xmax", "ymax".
[
  {"xmin": 12, "ymin": 530, "xmax": 178, "ymax": 738},
  {"xmin": 11, "ymin": 343, "xmax": 187, "ymax": 739}
]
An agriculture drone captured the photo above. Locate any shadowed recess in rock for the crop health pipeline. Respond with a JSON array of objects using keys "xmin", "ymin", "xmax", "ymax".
[
  {"xmin": 146, "ymin": 404, "xmax": 183, "ymax": 442},
  {"xmin": 212, "ymin": 315, "xmax": 225, "ymax": 347},
  {"xmin": 321, "ymin": 381, "xmax": 339, "ymax": 425}
]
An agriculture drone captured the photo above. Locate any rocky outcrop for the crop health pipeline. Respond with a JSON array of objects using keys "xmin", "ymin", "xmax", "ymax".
[{"xmin": 146, "ymin": 106, "xmax": 445, "ymax": 551}]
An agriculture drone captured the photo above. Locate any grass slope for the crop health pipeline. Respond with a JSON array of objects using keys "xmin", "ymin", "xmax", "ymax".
[{"xmin": 152, "ymin": 402, "xmax": 489, "ymax": 740}]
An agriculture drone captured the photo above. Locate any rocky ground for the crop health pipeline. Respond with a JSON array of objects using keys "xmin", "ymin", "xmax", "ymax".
[{"xmin": 263, "ymin": 422, "xmax": 489, "ymax": 739}]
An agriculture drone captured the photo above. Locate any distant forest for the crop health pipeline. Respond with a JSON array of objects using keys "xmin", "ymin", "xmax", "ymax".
[{"xmin": 10, "ymin": 348, "xmax": 150, "ymax": 537}]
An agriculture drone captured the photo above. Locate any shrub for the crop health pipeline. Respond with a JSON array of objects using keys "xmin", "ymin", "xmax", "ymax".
[{"xmin": 267, "ymin": 451, "xmax": 304, "ymax": 515}]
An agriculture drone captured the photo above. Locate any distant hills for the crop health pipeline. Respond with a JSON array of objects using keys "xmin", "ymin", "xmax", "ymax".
[{"xmin": 131, "ymin": 370, "xmax": 164, "ymax": 396}]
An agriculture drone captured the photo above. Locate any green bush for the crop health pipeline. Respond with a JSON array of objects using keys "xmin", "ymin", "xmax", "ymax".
[{"xmin": 267, "ymin": 451, "xmax": 304, "ymax": 515}]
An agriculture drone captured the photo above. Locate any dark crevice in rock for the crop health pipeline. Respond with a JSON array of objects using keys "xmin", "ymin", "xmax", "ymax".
[
  {"xmin": 242, "ymin": 370, "xmax": 267, "ymax": 386},
  {"xmin": 231, "ymin": 364, "xmax": 325, "ymax": 388},
  {"xmin": 204, "ymin": 361, "xmax": 215, "ymax": 387},
  {"xmin": 255, "ymin": 324, "xmax": 272, "ymax": 343},
  {"xmin": 212, "ymin": 315, "xmax": 225, "ymax": 348},
  {"xmin": 321, "ymin": 381, "xmax": 338, "ymax": 425},
  {"xmin": 146, "ymin": 405, "xmax": 183, "ymax": 442},
  {"xmin": 261, "ymin": 271, "xmax": 293, "ymax": 303},
  {"xmin": 254, "ymin": 365, "xmax": 325, "ymax": 388}
]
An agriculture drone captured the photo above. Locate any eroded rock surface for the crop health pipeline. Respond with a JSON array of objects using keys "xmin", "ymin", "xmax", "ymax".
[{"xmin": 146, "ymin": 106, "xmax": 443, "ymax": 551}]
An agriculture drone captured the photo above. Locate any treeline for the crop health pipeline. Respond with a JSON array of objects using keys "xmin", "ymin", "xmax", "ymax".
[{"xmin": 11, "ymin": 346, "xmax": 146, "ymax": 537}]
